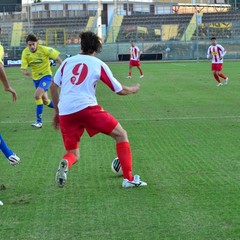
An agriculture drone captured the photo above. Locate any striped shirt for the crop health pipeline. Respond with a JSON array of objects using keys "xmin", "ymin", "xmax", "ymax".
[
  {"xmin": 130, "ymin": 46, "xmax": 140, "ymax": 61},
  {"xmin": 207, "ymin": 44, "xmax": 226, "ymax": 64}
]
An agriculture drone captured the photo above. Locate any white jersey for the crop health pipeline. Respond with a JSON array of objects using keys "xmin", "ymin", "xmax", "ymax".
[
  {"xmin": 53, "ymin": 54, "xmax": 123, "ymax": 115},
  {"xmin": 130, "ymin": 46, "xmax": 140, "ymax": 61},
  {"xmin": 207, "ymin": 44, "xmax": 226, "ymax": 64}
]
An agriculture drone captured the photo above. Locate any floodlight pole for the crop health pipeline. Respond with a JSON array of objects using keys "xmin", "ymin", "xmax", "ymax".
[
  {"xmin": 97, "ymin": 0, "xmax": 102, "ymax": 38},
  {"xmin": 26, "ymin": 0, "xmax": 32, "ymax": 32},
  {"xmin": 114, "ymin": 0, "xmax": 118, "ymax": 15},
  {"xmin": 27, "ymin": 0, "xmax": 30, "ymax": 32},
  {"xmin": 196, "ymin": 11, "xmax": 199, "ymax": 61}
]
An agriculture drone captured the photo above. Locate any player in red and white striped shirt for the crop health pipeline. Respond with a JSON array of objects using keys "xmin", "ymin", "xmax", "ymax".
[
  {"xmin": 127, "ymin": 40, "xmax": 144, "ymax": 78},
  {"xmin": 51, "ymin": 31, "xmax": 147, "ymax": 188},
  {"xmin": 207, "ymin": 37, "xmax": 228, "ymax": 86}
]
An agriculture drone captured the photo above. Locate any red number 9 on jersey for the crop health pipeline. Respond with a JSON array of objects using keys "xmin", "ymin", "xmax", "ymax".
[{"xmin": 70, "ymin": 63, "xmax": 88, "ymax": 85}]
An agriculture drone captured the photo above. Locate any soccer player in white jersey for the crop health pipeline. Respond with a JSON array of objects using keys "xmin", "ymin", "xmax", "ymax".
[
  {"xmin": 51, "ymin": 31, "xmax": 147, "ymax": 188},
  {"xmin": 207, "ymin": 37, "xmax": 228, "ymax": 86},
  {"xmin": 127, "ymin": 40, "xmax": 144, "ymax": 79}
]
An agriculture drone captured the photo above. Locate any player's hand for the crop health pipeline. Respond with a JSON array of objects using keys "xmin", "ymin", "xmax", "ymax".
[
  {"xmin": 5, "ymin": 86, "xmax": 17, "ymax": 102},
  {"xmin": 131, "ymin": 83, "xmax": 140, "ymax": 93},
  {"xmin": 53, "ymin": 113, "xmax": 60, "ymax": 129},
  {"xmin": 118, "ymin": 84, "xmax": 140, "ymax": 95}
]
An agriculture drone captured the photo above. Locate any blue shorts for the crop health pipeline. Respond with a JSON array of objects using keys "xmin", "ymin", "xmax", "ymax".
[{"xmin": 33, "ymin": 75, "xmax": 52, "ymax": 91}]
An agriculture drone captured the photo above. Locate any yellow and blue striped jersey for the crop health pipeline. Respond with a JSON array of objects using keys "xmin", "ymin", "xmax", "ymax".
[
  {"xmin": 21, "ymin": 45, "xmax": 60, "ymax": 80},
  {"xmin": 0, "ymin": 44, "xmax": 4, "ymax": 65}
]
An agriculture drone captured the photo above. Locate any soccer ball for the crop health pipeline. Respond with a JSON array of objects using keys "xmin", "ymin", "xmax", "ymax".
[{"xmin": 111, "ymin": 157, "xmax": 123, "ymax": 177}]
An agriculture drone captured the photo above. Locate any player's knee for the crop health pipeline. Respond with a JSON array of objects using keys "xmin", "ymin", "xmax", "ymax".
[
  {"xmin": 43, "ymin": 99, "xmax": 49, "ymax": 105},
  {"xmin": 34, "ymin": 95, "xmax": 41, "ymax": 100},
  {"xmin": 34, "ymin": 91, "xmax": 45, "ymax": 100},
  {"xmin": 69, "ymin": 150, "xmax": 80, "ymax": 161},
  {"xmin": 75, "ymin": 152, "xmax": 80, "ymax": 161},
  {"xmin": 116, "ymin": 129, "xmax": 128, "ymax": 142},
  {"xmin": 121, "ymin": 128, "xmax": 128, "ymax": 138}
]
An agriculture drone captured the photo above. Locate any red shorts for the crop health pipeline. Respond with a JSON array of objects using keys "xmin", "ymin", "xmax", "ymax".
[
  {"xmin": 211, "ymin": 63, "xmax": 223, "ymax": 72},
  {"xmin": 130, "ymin": 60, "xmax": 140, "ymax": 67},
  {"xmin": 59, "ymin": 105, "xmax": 118, "ymax": 150}
]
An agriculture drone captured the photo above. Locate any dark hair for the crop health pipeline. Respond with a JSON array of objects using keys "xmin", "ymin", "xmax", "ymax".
[
  {"xmin": 211, "ymin": 37, "xmax": 216, "ymax": 40},
  {"xmin": 26, "ymin": 34, "xmax": 38, "ymax": 43},
  {"xmin": 79, "ymin": 31, "xmax": 102, "ymax": 54}
]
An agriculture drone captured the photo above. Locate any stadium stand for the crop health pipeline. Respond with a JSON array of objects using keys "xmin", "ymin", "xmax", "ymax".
[
  {"xmin": 202, "ymin": 11, "xmax": 240, "ymax": 23},
  {"xmin": 191, "ymin": 11, "xmax": 240, "ymax": 40},
  {"xmin": 0, "ymin": 1, "xmax": 239, "ymax": 61},
  {"xmin": 106, "ymin": 15, "xmax": 123, "ymax": 43},
  {"xmin": 32, "ymin": 17, "xmax": 88, "ymax": 29},
  {"xmin": 32, "ymin": 17, "xmax": 88, "ymax": 44},
  {"xmin": 117, "ymin": 13, "xmax": 193, "ymax": 42}
]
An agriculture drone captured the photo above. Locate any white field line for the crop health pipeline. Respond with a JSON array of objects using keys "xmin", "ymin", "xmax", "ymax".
[{"xmin": 0, "ymin": 115, "xmax": 240, "ymax": 124}]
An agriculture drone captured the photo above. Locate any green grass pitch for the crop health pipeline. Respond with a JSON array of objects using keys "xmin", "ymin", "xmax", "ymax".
[{"xmin": 0, "ymin": 61, "xmax": 240, "ymax": 239}]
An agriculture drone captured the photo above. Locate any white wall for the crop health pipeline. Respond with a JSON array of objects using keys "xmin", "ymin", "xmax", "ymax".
[{"xmin": 107, "ymin": 5, "xmax": 115, "ymax": 25}]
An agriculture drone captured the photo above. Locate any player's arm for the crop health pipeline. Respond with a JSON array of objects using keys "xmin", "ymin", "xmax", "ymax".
[
  {"xmin": 100, "ymin": 62, "xmax": 140, "ymax": 95},
  {"xmin": 50, "ymin": 63, "xmax": 63, "ymax": 129},
  {"xmin": 137, "ymin": 49, "xmax": 141, "ymax": 60},
  {"xmin": 50, "ymin": 82, "xmax": 60, "ymax": 129},
  {"xmin": 100, "ymin": 63, "xmax": 140, "ymax": 95},
  {"xmin": 219, "ymin": 45, "xmax": 226, "ymax": 59},
  {"xmin": 55, "ymin": 56, "xmax": 62, "ymax": 66},
  {"xmin": 0, "ymin": 63, "xmax": 17, "ymax": 101},
  {"xmin": 48, "ymin": 47, "xmax": 62, "ymax": 66},
  {"xmin": 20, "ymin": 53, "xmax": 32, "ymax": 77},
  {"xmin": 206, "ymin": 47, "xmax": 211, "ymax": 59},
  {"xmin": 117, "ymin": 84, "xmax": 140, "ymax": 95},
  {"xmin": 50, "ymin": 82, "xmax": 59, "ymax": 114},
  {"xmin": 21, "ymin": 69, "xmax": 32, "ymax": 77}
]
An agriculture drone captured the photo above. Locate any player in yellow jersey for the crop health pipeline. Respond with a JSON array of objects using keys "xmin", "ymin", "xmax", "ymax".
[{"xmin": 21, "ymin": 34, "xmax": 62, "ymax": 128}]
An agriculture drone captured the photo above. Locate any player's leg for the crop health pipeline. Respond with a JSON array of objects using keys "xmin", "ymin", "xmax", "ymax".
[
  {"xmin": 39, "ymin": 75, "xmax": 54, "ymax": 108},
  {"xmin": 217, "ymin": 64, "xmax": 228, "ymax": 84},
  {"xmin": 217, "ymin": 70, "xmax": 227, "ymax": 79},
  {"xmin": 32, "ymin": 76, "xmax": 54, "ymax": 127},
  {"xmin": 109, "ymin": 123, "xmax": 132, "ymax": 180},
  {"xmin": 137, "ymin": 65, "xmax": 144, "ymax": 78},
  {"xmin": 77, "ymin": 105, "xmax": 133, "ymax": 181},
  {"xmin": 128, "ymin": 61, "xmax": 133, "ymax": 78},
  {"xmin": 56, "ymin": 112, "xmax": 82, "ymax": 187},
  {"xmin": 211, "ymin": 64, "xmax": 222, "ymax": 86},
  {"xmin": 212, "ymin": 70, "xmax": 222, "ymax": 86},
  {"xmin": 33, "ymin": 86, "xmax": 45, "ymax": 127},
  {"xmin": 109, "ymin": 124, "xmax": 147, "ymax": 187},
  {"xmin": 40, "ymin": 75, "xmax": 54, "ymax": 108},
  {"xmin": 0, "ymin": 134, "xmax": 20, "ymax": 165},
  {"xmin": 136, "ymin": 60, "xmax": 143, "ymax": 77},
  {"xmin": 80, "ymin": 105, "xmax": 146, "ymax": 187},
  {"xmin": 42, "ymin": 92, "xmax": 54, "ymax": 108},
  {"xmin": 56, "ymin": 149, "xmax": 79, "ymax": 188}
]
